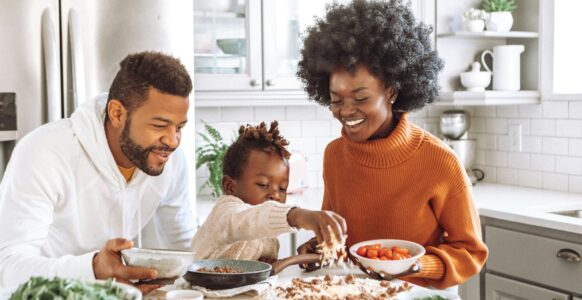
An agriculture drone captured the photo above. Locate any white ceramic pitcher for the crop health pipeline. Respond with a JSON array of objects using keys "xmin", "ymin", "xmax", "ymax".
[{"xmin": 480, "ymin": 45, "xmax": 524, "ymax": 91}]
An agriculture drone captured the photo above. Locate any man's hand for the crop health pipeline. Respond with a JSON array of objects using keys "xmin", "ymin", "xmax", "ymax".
[
  {"xmin": 93, "ymin": 238, "xmax": 160, "ymax": 294},
  {"xmin": 351, "ymin": 254, "xmax": 421, "ymax": 280},
  {"xmin": 287, "ymin": 208, "xmax": 347, "ymax": 245}
]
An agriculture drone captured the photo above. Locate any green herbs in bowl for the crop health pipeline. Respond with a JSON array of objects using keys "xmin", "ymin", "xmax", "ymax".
[{"xmin": 9, "ymin": 277, "xmax": 141, "ymax": 300}]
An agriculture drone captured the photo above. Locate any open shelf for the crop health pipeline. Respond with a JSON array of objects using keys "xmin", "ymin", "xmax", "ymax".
[
  {"xmin": 437, "ymin": 31, "xmax": 539, "ymax": 39},
  {"xmin": 434, "ymin": 90, "xmax": 540, "ymax": 106},
  {"xmin": 0, "ymin": 131, "xmax": 17, "ymax": 142},
  {"xmin": 194, "ymin": 10, "xmax": 242, "ymax": 19}
]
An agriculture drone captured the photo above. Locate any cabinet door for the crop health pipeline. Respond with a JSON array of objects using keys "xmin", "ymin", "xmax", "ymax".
[
  {"xmin": 262, "ymin": 0, "xmax": 330, "ymax": 91},
  {"xmin": 194, "ymin": 0, "xmax": 262, "ymax": 91},
  {"xmin": 486, "ymin": 274, "xmax": 569, "ymax": 300}
]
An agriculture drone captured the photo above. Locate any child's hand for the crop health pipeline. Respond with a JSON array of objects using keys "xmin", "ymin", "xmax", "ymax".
[{"xmin": 287, "ymin": 208, "xmax": 347, "ymax": 245}]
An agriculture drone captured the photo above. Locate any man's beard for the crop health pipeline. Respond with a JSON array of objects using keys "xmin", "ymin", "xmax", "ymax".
[{"xmin": 119, "ymin": 118, "xmax": 175, "ymax": 176}]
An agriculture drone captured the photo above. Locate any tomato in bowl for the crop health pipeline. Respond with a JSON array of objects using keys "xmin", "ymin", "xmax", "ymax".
[{"xmin": 349, "ymin": 239, "xmax": 425, "ymax": 275}]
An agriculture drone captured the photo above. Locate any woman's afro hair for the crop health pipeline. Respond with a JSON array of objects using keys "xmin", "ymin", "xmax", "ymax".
[{"xmin": 296, "ymin": 0, "xmax": 444, "ymax": 112}]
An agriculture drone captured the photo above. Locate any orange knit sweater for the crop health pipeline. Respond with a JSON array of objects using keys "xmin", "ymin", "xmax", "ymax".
[{"xmin": 322, "ymin": 113, "xmax": 488, "ymax": 289}]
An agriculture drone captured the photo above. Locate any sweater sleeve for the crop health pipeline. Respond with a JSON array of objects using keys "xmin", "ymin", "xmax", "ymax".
[
  {"xmin": 408, "ymin": 184, "xmax": 488, "ymax": 289},
  {"xmin": 0, "ymin": 134, "xmax": 97, "ymax": 286},
  {"xmin": 191, "ymin": 196, "xmax": 296, "ymax": 259}
]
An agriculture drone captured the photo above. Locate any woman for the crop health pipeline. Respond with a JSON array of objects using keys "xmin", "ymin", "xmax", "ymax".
[{"xmin": 296, "ymin": 0, "xmax": 488, "ymax": 289}]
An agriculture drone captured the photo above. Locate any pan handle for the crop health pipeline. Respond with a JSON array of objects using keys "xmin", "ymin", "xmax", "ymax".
[{"xmin": 271, "ymin": 253, "xmax": 322, "ymax": 275}]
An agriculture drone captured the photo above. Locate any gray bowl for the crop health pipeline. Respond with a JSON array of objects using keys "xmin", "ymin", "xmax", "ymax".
[
  {"xmin": 216, "ymin": 39, "xmax": 246, "ymax": 56},
  {"xmin": 184, "ymin": 259, "xmax": 271, "ymax": 290}
]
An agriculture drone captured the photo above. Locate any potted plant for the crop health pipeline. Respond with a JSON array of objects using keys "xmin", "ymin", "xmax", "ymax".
[
  {"xmin": 462, "ymin": 8, "xmax": 488, "ymax": 32},
  {"xmin": 195, "ymin": 122, "xmax": 230, "ymax": 198},
  {"xmin": 482, "ymin": 0, "xmax": 517, "ymax": 32}
]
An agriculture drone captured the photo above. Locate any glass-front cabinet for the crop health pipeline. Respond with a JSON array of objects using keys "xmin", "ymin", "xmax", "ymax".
[{"xmin": 194, "ymin": 0, "xmax": 329, "ymax": 105}]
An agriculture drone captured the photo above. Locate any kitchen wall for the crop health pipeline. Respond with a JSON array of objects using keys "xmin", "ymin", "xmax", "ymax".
[
  {"xmin": 195, "ymin": 100, "xmax": 582, "ymax": 196},
  {"xmin": 194, "ymin": 104, "xmax": 469, "ymax": 195}
]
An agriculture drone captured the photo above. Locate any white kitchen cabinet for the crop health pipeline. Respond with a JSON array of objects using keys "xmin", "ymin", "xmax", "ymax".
[
  {"xmin": 194, "ymin": 0, "xmax": 330, "ymax": 107},
  {"xmin": 481, "ymin": 217, "xmax": 582, "ymax": 300},
  {"xmin": 432, "ymin": 0, "xmax": 543, "ymax": 106}
]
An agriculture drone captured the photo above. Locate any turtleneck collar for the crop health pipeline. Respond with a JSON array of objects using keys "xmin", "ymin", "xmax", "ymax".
[{"xmin": 341, "ymin": 113, "xmax": 424, "ymax": 168}]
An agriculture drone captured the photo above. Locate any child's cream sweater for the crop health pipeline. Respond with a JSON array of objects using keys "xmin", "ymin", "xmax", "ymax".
[{"xmin": 192, "ymin": 195, "xmax": 297, "ymax": 260}]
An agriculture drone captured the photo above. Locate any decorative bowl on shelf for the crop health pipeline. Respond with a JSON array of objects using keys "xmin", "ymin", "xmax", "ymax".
[
  {"xmin": 216, "ymin": 38, "xmax": 246, "ymax": 56},
  {"xmin": 460, "ymin": 61, "xmax": 491, "ymax": 92}
]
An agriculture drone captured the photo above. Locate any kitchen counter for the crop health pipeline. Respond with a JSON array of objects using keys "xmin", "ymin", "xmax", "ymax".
[{"xmin": 197, "ymin": 183, "xmax": 582, "ymax": 235}]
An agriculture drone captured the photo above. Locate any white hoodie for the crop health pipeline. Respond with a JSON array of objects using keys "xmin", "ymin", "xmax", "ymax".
[{"xmin": 0, "ymin": 95, "xmax": 196, "ymax": 287}]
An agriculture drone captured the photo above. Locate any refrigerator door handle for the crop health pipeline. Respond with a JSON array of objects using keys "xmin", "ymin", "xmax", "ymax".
[
  {"xmin": 68, "ymin": 8, "xmax": 86, "ymax": 116},
  {"xmin": 41, "ymin": 9, "xmax": 62, "ymax": 122}
]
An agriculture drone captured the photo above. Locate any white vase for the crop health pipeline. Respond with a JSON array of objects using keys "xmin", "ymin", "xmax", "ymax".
[
  {"xmin": 465, "ymin": 19, "xmax": 485, "ymax": 32},
  {"xmin": 485, "ymin": 12, "xmax": 513, "ymax": 32}
]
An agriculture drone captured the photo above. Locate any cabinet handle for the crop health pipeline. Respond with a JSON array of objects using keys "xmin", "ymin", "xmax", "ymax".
[
  {"xmin": 266, "ymin": 79, "xmax": 276, "ymax": 86},
  {"xmin": 250, "ymin": 79, "xmax": 260, "ymax": 87},
  {"xmin": 557, "ymin": 248, "xmax": 581, "ymax": 263}
]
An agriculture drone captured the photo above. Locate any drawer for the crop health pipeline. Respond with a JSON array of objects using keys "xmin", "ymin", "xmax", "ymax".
[
  {"xmin": 486, "ymin": 226, "xmax": 582, "ymax": 294},
  {"xmin": 485, "ymin": 273, "xmax": 569, "ymax": 300}
]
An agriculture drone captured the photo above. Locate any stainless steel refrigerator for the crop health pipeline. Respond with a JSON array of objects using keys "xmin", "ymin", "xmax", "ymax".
[{"xmin": 0, "ymin": 0, "xmax": 196, "ymax": 178}]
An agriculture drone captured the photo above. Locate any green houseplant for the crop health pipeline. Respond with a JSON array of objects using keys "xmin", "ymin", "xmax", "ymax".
[
  {"xmin": 482, "ymin": 0, "xmax": 517, "ymax": 32},
  {"xmin": 195, "ymin": 122, "xmax": 229, "ymax": 198}
]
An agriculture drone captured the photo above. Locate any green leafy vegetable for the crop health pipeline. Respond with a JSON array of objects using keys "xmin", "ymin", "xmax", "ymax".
[{"xmin": 9, "ymin": 277, "xmax": 135, "ymax": 300}]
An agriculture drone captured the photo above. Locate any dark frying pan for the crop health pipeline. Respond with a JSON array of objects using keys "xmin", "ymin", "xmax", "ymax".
[{"xmin": 183, "ymin": 253, "xmax": 321, "ymax": 290}]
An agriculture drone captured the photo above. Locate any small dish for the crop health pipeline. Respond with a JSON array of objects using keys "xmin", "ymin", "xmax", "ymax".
[
  {"xmin": 349, "ymin": 239, "xmax": 425, "ymax": 275},
  {"xmin": 121, "ymin": 248, "xmax": 195, "ymax": 278}
]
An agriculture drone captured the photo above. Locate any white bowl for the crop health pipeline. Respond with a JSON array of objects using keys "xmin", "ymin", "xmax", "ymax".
[
  {"xmin": 397, "ymin": 289, "xmax": 460, "ymax": 300},
  {"xmin": 349, "ymin": 239, "xmax": 425, "ymax": 275},
  {"xmin": 121, "ymin": 248, "xmax": 196, "ymax": 278},
  {"xmin": 460, "ymin": 71, "xmax": 491, "ymax": 92},
  {"xmin": 166, "ymin": 290, "xmax": 204, "ymax": 300}
]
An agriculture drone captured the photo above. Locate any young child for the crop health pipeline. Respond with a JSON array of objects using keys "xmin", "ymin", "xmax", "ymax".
[{"xmin": 192, "ymin": 121, "xmax": 346, "ymax": 261}]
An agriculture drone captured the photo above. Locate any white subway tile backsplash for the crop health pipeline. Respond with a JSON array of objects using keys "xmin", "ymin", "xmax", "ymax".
[
  {"xmin": 301, "ymin": 120, "xmax": 331, "ymax": 137},
  {"xmin": 486, "ymin": 119, "xmax": 507, "ymax": 134},
  {"xmin": 507, "ymin": 153, "xmax": 530, "ymax": 169},
  {"xmin": 277, "ymin": 121, "xmax": 303, "ymax": 138},
  {"xmin": 518, "ymin": 170, "xmax": 543, "ymax": 188},
  {"xmin": 476, "ymin": 166, "xmax": 496, "ymax": 183},
  {"xmin": 469, "ymin": 118, "xmax": 486, "ymax": 133},
  {"xmin": 519, "ymin": 104, "xmax": 542, "ymax": 119},
  {"xmin": 195, "ymin": 107, "xmax": 221, "ymax": 123},
  {"xmin": 475, "ymin": 150, "xmax": 486, "ymax": 165},
  {"xmin": 497, "ymin": 168, "xmax": 518, "ymax": 185},
  {"xmin": 331, "ymin": 121, "xmax": 343, "ymax": 136},
  {"xmin": 286, "ymin": 106, "xmax": 317, "ymax": 120},
  {"xmin": 522, "ymin": 136, "xmax": 542, "ymax": 153},
  {"xmin": 308, "ymin": 171, "xmax": 323, "ymax": 188},
  {"xmin": 530, "ymin": 154, "xmax": 555, "ymax": 172},
  {"xmin": 255, "ymin": 107, "xmax": 285, "ymax": 121},
  {"xmin": 556, "ymin": 156, "xmax": 582, "ymax": 175},
  {"xmin": 569, "ymin": 176, "xmax": 582, "ymax": 193},
  {"xmin": 476, "ymin": 106, "xmax": 496, "ymax": 118},
  {"xmin": 221, "ymin": 107, "xmax": 254, "ymax": 122},
  {"xmin": 542, "ymin": 101, "xmax": 569, "ymax": 119},
  {"xmin": 213, "ymin": 122, "xmax": 240, "ymax": 141},
  {"xmin": 409, "ymin": 108, "xmax": 428, "ymax": 118},
  {"xmin": 507, "ymin": 119, "xmax": 530, "ymax": 135},
  {"xmin": 542, "ymin": 173, "xmax": 569, "ymax": 192},
  {"xmin": 316, "ymin": 136, "xmax": 337, "ymax": 153},
  {"xmin": 307, "ymin": 154, "xmax": 324, "ymax": 172},
  {"xmin": 287, "ymin": 137, "xmax": 317, "ymax": 154},
  {"xmin": 570, "ymin": 102, "xmax": 582, "ymax": 119},
  {"xmin": 497, "ymin": 135, "xmax": 509, "ymax": 151},
  {"xmin": 427, "ymin": 106, "xmax": 452, "ymax": 117},
  {"xmin": 315, "ymin": 106, "xmax": 333, "ymax": 119},
  {"xmin": 570, "ymin": 139, "xmax": 582, "ymax": 157},
  {"xmin": 530, "ymin": 120, "xmax": 555, "ymax": 136},
  {"xmin": 556, "ymin": 120, "xmax": 582, "ymax": 137},
  {"xmin": 477, "ymin": 134, "xmax": 497, "ymax": 150},
  {"xmin": 496, "ymin": 106, "xmax": 519, "ymax": 118},
  {"xmin": 542, "ymin": 137, "xmax": 569, "ymax": 155},
  {"xmin": 485, "ymin": 151, "xmax": 507, "ymax": 167}
]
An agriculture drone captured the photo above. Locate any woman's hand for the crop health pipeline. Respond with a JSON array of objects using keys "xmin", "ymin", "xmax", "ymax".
[
  {"xmin": 296, "ymin": 238, "xmax": 322, "ymax": 272},
  {"xmin": 351, "ymin": 254, "xmax": 421, "ymax": 280},
  {"xmin": 287, "ymin": 208, "xmax": 347, "ymax": 245}
]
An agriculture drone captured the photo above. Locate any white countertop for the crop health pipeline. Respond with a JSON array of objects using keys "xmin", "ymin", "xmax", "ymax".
[{"xmin": 197, "ymin": 183, "xmax": 582, "ymax": 235}]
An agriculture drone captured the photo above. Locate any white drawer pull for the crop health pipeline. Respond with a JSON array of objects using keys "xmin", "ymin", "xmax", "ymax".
[{"xmin": 556, "ymin": 248, "xmax": 581, "ymax": 263}]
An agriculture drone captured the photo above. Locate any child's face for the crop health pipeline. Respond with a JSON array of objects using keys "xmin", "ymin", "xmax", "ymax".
[{"xmin": 225, "ymin": 149, "xmax": 290, "ymax": 205}]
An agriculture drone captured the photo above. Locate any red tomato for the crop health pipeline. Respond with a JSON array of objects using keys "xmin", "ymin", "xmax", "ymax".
[
  {"xmin": 379, "ymin": 256, "xmax": 388, "ymax": 260},
  {"xmin": 367, "ymin": 249, "xmax": 379, "ymax": 259},
  {"xmin": 356, "ymin": 246, "xmax": 367, "ymax": 257}
]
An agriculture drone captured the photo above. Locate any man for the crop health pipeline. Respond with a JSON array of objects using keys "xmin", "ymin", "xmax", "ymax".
[{"xmin": 0, "ymin": 51, "xmax": 195, "ymax": 292}]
